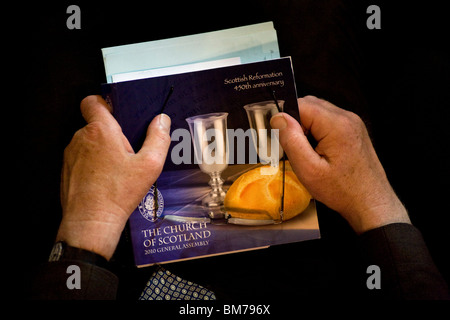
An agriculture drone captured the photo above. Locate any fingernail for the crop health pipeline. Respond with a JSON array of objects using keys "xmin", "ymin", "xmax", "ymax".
[
  {"xmin": 158, "ymin": 113, "xmax": 171, "ymax": 133},
  {"xmin": 270, "ymin": 113, "xmax": 287, "ymax": 130}
]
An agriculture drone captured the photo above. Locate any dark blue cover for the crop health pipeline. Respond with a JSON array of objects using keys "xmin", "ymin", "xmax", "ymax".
[{"xmin": 102, "ymin": 58, "xmax": 320, "ymax": 267}]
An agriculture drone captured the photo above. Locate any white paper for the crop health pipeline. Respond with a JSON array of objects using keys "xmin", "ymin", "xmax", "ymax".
[
  {"xmin": 102, "ymin": 22, "xmax": 279, "ymax": 83},
  {"xmin": 112, "ymin": 57, "xmax": 241, "ymax": 82}
]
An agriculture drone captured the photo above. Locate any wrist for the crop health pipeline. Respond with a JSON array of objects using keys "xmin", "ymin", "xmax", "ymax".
[
  {"xmin": 56, "ymin": 218, "xmax": 126, "ymax": 261},
  {"xmin": 353, "ymin": 196, "xmax": 411, "ymax": 234}
]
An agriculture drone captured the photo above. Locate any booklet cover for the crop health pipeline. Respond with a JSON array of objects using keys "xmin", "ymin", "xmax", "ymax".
[{"xmin": 102, "ymin": 57, "xmax": 320, "ymax": 267}]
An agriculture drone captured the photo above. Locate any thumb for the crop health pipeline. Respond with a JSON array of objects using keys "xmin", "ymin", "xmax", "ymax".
[
  {"xmin": 270, "ymin": 112, "xmax": 324, "ymax": 180},
  {"xmin": 137, "ymin": 113, "xmax": 172, "ymax": 176}
]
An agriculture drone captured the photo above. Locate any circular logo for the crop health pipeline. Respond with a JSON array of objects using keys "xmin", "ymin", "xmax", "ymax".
[{"xmin": 138, "ymin": 185, "xmax": 164, "ymax": 222}]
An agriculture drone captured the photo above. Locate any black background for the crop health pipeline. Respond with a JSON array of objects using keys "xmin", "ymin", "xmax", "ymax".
[{"xmin": 20, "ymin": 0, "xmax": 449, "ymax": 300}]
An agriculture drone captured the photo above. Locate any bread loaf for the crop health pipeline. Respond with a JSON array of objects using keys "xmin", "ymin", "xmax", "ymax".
[{"xmin": 224, "ymin": 161, "xmax": 311, "ymax": 221}]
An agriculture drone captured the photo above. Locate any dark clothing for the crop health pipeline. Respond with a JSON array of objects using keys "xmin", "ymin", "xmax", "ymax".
[
  {"xmin": 360, "ymin": 223, "xmax": 450, "ymax": 299},
  {"xmin": 30, "ymin": 223, "xmax": 449, "ymax": 300},
  {"xmin": 30, "ymin": 260, "xmax": 118, "ymax": 300}
]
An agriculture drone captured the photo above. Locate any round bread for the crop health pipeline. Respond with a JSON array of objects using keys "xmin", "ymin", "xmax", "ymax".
[{"xmin": 224, "ymin": 161, "xmax": 311, "ymax": 221}]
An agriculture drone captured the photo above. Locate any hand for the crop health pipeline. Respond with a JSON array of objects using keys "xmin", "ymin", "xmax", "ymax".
[
  {"xmin": 270, "ymin": 96, "xmax": 410, "ymax": 234},
  {"xmin": 57, "ymin": 95, "xmax": 171, "ymax": 259}
]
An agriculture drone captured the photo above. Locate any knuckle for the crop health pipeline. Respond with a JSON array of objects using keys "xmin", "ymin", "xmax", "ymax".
[
  {"xmin": 85, "ymin": 121, "xmax": 106, "ymax": 136},
  {"xmin": 83, "ymin": 121, "xmax": 115, "ymax": 143},
  {"xmin": 156, "ymin": 129, "xmax": 172, "ymax": 147},
  {"xmin": 283, "ymin": 131, "xmax": 302, "ymax": 149},
  {"xmin": 152, "ymin": 122, "xmax": 171, "ymax": 141},
  {"xmin": 140, "ymin": 152, "xmax": 166, "ymax": 177},
  {"xmin": 337, "ymin": 110, "xmax": 366, "ymax": 134},
  {"xmin": 347, "ymin": 111, "xmax": 365, "ymax": 127}
]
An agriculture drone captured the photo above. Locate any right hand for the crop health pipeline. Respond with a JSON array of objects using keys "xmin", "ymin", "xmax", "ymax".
[
  {"xmin": 58, "ymin": 95, "xmax": 171, "ymax": 259},
  {"xmin": 270, "ymin": 96, "xmax": 410, "ymax": 234}
]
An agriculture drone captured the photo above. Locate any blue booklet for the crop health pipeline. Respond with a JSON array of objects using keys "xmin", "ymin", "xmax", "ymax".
[{"xmin": 102, "ymin": 57, "xmax": 320, "ymax": 267}]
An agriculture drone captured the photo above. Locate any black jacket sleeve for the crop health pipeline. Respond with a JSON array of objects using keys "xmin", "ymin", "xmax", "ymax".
[
  {"xmin": 30, "ymin": 223, "xmax": 449, "ymax": 300},
  {"xmin": 359, "ymin": 223, "xmax": 449, "ymax": 300},
  {"xmin": 30, "ymin": 260, "xmax": 118, "ymax": 300}
]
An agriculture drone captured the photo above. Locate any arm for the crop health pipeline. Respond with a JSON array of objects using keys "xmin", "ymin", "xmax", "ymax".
[
  {"xmin": 31, "ymin": 260, "xmax": 119, "ymax": 300},
  {"xmin": 360, "ymin": 223, "xmax": 449, "ymax": 299},
  {"xmin": 32, "ymin": 96, "xmax": 171, "ymax": 299},
  {"xmin": 271, "ymin": 96, "xmax": 449, "ymax": 299}
]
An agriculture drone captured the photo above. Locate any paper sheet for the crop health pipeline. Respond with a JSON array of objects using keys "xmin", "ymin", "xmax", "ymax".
[{"xmin": 102, "ymin": 22, "xmax": 279, "ymax": 83}]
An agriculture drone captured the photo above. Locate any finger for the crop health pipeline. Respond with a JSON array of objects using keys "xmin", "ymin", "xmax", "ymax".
[
  {"xmin": 80, "ymin": 95, "xmax": 116, "ymax": 126},
  {"xmin": 137, "ymin": 113, "xmax": 172, "ymax": 173},
  {"xmin": 298, "ymin": 95, "xmax": 349, "ymax": 143},
  {"xmin": 80, "ymin": 95, "xmax": 133, "ymax": 153},
  {"xmin": 297, "ymin": 96, "xmax": 333, "ymax": 142},
  {"xmin": 270, "ymin": 112, "xmax": 325, "ymax": 178}
]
